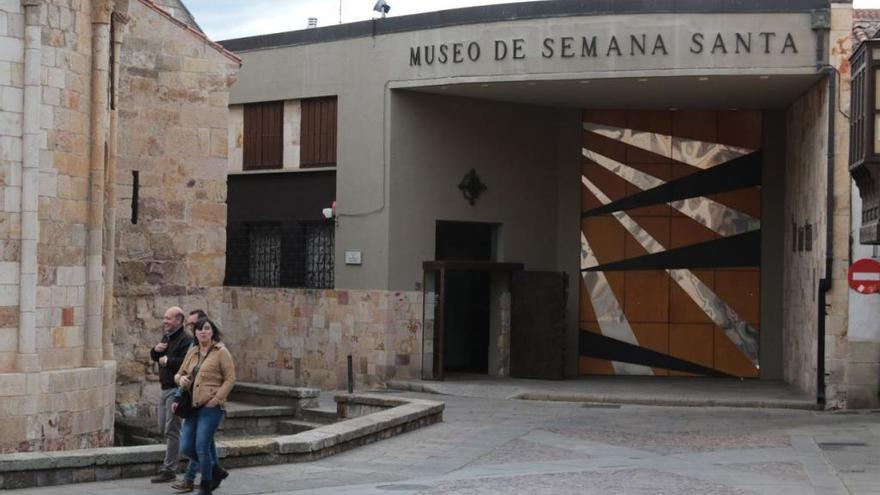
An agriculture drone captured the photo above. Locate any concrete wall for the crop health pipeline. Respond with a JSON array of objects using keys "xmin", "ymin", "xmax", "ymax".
[
  {"xmin": 112, "ymin": 0, "xmax": 239, "ymax": 418},
  {"xmin": 848, "ymin": 190, "xmax": 880, "ymax": 408},
  {"xmin": 228, "ymin": 12, "xmax": 819, "ymax": 291},
  {"xmin": 387, "ymin": 92, "xmax": 565, "ymax": 288},
  {"xmin": 386, "ymin": 92, "xmax": 582, "ymax": 373},
  {"xmin": 760, "ymin": 111, "xmax": 787, "ymax": 380},
  {"xmin": 840, "ymin": 6, "xmax": 880, "ymax": 409},
  {"xmin": 222, "ymin": 287, "xmax": 422, "ymax": 390}
]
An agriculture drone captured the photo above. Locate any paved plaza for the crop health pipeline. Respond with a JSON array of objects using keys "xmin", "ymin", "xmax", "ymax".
[{"xmin": 5, "ymin": 388, "xmax": 880, "ymax": 495}]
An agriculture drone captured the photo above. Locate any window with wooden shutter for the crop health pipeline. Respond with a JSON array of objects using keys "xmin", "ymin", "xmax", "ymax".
[
  {"xmin": 300, "ymin": 96, "xmax": 337, "ymax": 168},
  {"xmin": 243, "ymin": 101, "xmax": 283, "ymax": 170}
]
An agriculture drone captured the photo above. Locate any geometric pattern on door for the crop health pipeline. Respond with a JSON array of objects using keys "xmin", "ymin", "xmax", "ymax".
[{"xmin": 579, "ymin": 110, "xmax": 762, "ymax": 378}]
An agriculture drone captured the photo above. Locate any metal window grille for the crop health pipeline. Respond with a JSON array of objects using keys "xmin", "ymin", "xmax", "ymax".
[
  {"xmin": 225, "ymin": 221, "xmax": 334, "ymax": 289},
  {"xmin": 305, "ymin": 222, "xmax": 334, "ymax": 289},
  {"xmin": 248, "ymin": 225, "xmax": 282, "ymax": 287}
]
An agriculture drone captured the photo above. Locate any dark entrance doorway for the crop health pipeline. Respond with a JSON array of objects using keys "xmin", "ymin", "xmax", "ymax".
[{"xmin": 436, "ymin": 221, "xmax": 494, "ymax": 374}]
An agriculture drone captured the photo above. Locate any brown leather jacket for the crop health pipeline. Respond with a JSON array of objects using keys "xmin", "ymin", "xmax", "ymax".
[{"xmin": 175, "ymin": 343, "xmax": 236, "ymax": 408}]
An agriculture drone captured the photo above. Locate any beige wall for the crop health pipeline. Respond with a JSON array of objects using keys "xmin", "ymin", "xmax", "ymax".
[
  {"xmin": 388, "ymin": 92, "xmax": 564, "ymax": 288},
  {"xmin": 222, "ymin": 287, "xmax": 422, "ymax": 390},
  {"xmin": 112, "ymin": 0, "xmax": 239, "ymax": 418},
  {"xmin": 228, "ymin": 12, "xmax": 819, "ymax": 292}
]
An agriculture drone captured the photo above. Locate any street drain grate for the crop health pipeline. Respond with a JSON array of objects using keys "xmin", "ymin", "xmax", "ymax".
[
  {"xmin": 582, "ymin": 403, "xmax": 622, "ymax": 409},
  {"xmin": 818, "ymin": 442, "xmax": 868, "ymax": 450},
  {"xmin": 377, "ymin": 484, "xmax": 431, "ymax": 491}
]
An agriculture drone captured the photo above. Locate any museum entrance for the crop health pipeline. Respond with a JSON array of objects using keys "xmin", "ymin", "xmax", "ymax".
[{"xmin": 435, "ymin": 221, "xmax": 494, "ymax": 374}]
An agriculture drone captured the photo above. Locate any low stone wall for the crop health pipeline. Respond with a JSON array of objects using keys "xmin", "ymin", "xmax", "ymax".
[
  {"xmin": 0, "ymin": 362, "xmax": 117, "ymax": 453},
  {"xmin": 0, "ymin": 394, "xmax": 443, "ymax": 489},
  {"xmin": 222, "ymin": 288, "xmax": 423, "ymax": 391}
]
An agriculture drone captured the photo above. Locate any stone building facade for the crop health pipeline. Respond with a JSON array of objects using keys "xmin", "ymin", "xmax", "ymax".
[
  {"xmin": 110, "ymin": 0, "xmax": 238, "ymax": 419},
  {"xmin": 218, "ymin": 0, "xmax": 880, "ymax": 409},
  {"xmin": 0, "ymin": 0, "xmax": 238, "ymax": 451}
]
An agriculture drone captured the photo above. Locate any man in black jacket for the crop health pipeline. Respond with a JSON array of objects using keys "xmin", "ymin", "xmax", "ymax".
[{"xmin": 150, "ymin": 306, "xmax": 192, "ymax": 483}]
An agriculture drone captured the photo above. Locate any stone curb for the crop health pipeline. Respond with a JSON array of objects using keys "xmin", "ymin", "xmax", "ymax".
[
  {"xmin": 0, "ymin": 394, "xmax": 444, "ymax": 487},
  {"xmin": 232, "ymin": 382, "xmax": 320, "ymax": 399},
  {"xmin": 276, "ymin": 394, "xmax": 444, "ymax": 454},
  {"xmin": 511, "ymin": 392, "xmax": 823, "ymax": 410},
  {"xmin": 225, "ymin": 405, "xmax": 298, "ymax": 418},
  {"xmin": 386, "ymin": 380, "xmax": 444, "ymax": 395}
]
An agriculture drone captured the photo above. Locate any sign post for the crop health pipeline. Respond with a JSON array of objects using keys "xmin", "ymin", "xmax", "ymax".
[{"xmin": 848, "ymin": 258, "xmax": 880, "ymax": 294}]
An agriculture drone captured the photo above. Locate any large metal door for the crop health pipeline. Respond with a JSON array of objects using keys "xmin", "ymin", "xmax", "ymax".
[
  {"xmin": 510, "ymin": 271, "xmax": 567, "ymax": 380},
  {"xmin": 579, "ymin": 110, "xmax": 762, "ymax": 378}
]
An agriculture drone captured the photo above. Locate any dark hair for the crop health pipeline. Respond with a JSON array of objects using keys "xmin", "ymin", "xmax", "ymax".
[
  {"xmin": 188, "ymin": 309, "xmax": 207, "ymax": 320},
  {"xmin": 194, "ymin": 317, "xmax": 222, "ymax": 342}
]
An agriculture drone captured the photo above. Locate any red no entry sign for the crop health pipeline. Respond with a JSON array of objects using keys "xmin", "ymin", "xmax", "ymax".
[{"xmin": 848, "ymin": 258, "xmax": 880, "ymax": 294}]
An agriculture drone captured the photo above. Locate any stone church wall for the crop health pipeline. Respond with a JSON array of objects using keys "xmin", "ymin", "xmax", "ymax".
[{"xmin": 111, "ymin": 0, "xmax": 238, "ymax": 418}]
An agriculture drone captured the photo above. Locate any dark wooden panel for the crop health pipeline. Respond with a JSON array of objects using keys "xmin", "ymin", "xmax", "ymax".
[
  {"xmin": 301, "ymin": 97, "xmax": 338, "ymax": 167},
  {"xmin": 243, "ymin": 101, "xmax": 283, "ymax": 170},
  {"xmin": 227, "ymin": 170, "xmax": 336, "ymax": 223},
  {"xmin": 511, "ymin": 271, "xmax": 567, "ymax": 380}
]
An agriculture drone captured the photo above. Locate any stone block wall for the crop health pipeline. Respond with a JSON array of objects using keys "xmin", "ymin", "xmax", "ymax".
[
  {"xmin": 111, "ymin": 0, "xmax": 238, "ymax": 418},
  {"xmin": 222, "ymin": 288, "xmax": 422, "ymax": 391},
  {"xmin": 782, "ymin": 4, "xmax": 853, "ymax": 409},
  {"xmin": 0, "ymin": 0, "xmax": 120, "ymax": 453},
  {"xmin": 783, "ymin": 78, "xmax": 827, "ymax": 399},
  {"xmin": 32, "ymin": 0, "xmax": 96, "ymax": 374},
  {"xmin": 0, "ymin": 1, "xmax": 25, "ymax": 373},
  {"xmin": 825, "ymin": 4, "xmax": 856, "ymax": 409}
]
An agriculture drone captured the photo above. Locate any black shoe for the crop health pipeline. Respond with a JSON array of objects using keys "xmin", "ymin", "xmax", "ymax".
[
  {"xmin": 198, "ymin": 480, "xmax": 213, "ymax": 495},
  {"xmin": 211, "ymin": 465, "xmax": 229, "ymax": 490},
  {"xmin": 150, "ymin": 471, "xmax": 176, "ymax": 483}
]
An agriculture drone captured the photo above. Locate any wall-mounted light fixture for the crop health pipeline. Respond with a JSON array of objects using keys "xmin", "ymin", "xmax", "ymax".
[
  {"xmin": 458, "ymin": 169, "xmax": 486, "ymax": 206},
  {"xmin": 849, "ymin": 38, "xmax": 880, "ymax": 244}
]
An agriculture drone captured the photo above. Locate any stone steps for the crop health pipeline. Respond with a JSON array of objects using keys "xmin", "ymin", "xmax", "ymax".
[
  {"xmin": 219, "ymin": 401, "xmax": 299, "ymax": 436},
  {"xmin": 277, "ymin": 419, "xmax": 324, "ymax": 435},
  {"xmin": 299, "ymin": 406, "xmax": 338, "ymax": 425}
]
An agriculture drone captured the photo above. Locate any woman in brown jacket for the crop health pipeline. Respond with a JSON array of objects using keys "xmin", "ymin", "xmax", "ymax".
[{"xmin": 175, "ymin": 318, "xmax": 236, "ymax": 495}]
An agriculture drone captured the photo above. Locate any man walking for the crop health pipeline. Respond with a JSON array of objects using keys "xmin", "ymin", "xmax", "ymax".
[{"xmin": 150, "ymin": 306, "xmax": 192, "ymax": 483}]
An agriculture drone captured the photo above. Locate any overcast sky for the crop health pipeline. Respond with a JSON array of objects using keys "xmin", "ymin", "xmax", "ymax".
[{"xmin": 185, "ymin": 0, "xmax": 880, "ymax": 42}]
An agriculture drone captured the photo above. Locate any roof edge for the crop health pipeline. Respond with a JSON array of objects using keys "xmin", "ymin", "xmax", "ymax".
[
  {"xmin": 219, "ymin": 0, "xmax": 831, "ymax": 53},
  {"xmin": 137, "ymin": 0, "xmax": 241, "ymax": 64}
]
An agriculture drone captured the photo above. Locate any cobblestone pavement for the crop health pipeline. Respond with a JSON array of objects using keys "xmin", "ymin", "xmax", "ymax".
[{"xmin": 6, "ymin": 393, "xmax": 880, "ymax": 494}]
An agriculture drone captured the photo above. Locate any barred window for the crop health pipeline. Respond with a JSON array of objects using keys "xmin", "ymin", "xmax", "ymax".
[
  {"xmin": 248, "ymin": 225, "xmax": 282, "ymax": 287},
  {"xmin": 225, "ymin": 221, "xmax": 334, "ymax": 289}
]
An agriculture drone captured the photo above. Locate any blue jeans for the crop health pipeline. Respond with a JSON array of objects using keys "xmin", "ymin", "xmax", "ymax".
[
  {"xmin": 183, "ymin": 441, "xmax": 219, "ymax": 481},
  {"xmin": 180, "ymin": 406, "xmax": 225, "ymax": 483}
]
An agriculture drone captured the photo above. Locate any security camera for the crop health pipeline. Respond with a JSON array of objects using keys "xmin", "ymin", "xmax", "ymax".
[{"xmin": 373, "ymin": 0, "xmax": 390, "ymax": 17}]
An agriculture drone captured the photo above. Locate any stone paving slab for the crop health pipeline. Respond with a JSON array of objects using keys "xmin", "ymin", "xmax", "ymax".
[
  {"xmin": 3, "ymin": 392, "xmax": 878, "ymax": 495},
  {"xmin": 388, "ymin": 374, "xmax": 818, "ymax": 409}
]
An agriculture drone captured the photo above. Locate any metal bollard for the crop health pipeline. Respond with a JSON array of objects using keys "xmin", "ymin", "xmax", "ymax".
[{"xmin": 347, "ymin": 354, "xmax": 354, "ymax": 394}]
